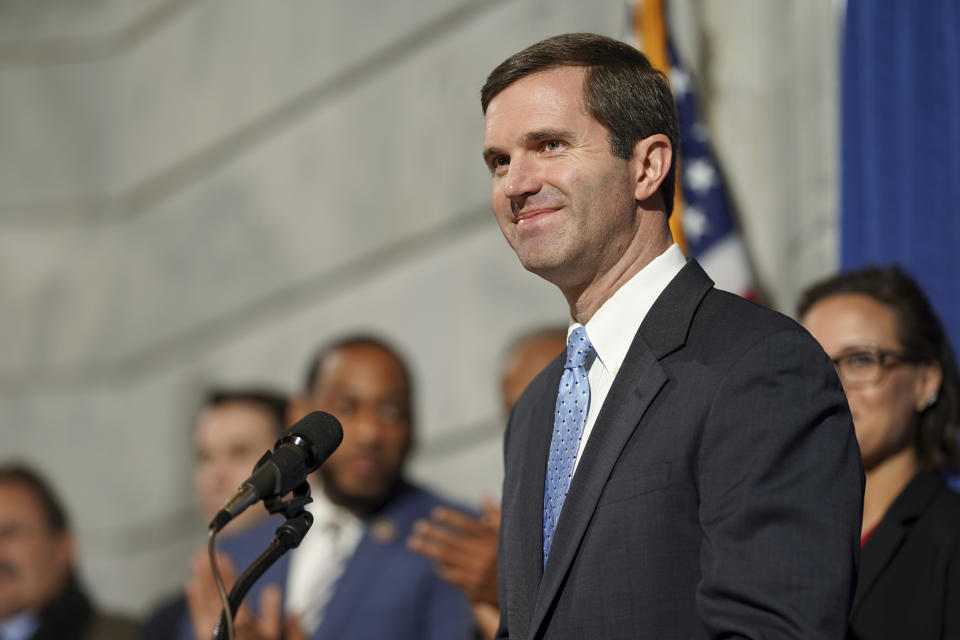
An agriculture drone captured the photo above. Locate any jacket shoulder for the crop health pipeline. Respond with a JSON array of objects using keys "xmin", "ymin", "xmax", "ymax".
[
  {"xmin": 689, "ymin": 288, "xmax": 826, "ymax": 361},
  {"xmin": 386, "ymin": 481, "xmax": 474, "ymax": 523},
  {"xmin": 85, "ymin": 613, "xmax": 138, "ymax": 640}
]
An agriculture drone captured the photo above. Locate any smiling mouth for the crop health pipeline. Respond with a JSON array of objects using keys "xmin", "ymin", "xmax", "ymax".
[{"xmin": 516, "ymin": 207, "xmax": 560, "ymax": 224}]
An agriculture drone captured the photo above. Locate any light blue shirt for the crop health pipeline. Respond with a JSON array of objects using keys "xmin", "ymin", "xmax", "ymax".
[{"xmin": 0, "ymin": 611, "xmax": 39, "ymax": 640}]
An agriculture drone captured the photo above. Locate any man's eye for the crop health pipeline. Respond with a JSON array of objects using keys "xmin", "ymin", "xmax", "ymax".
[
  {"xmin": 543, "ymin": 140, "xmax": 565, "ymax": 152},
  {"xmin": 845, "ymin": 352, "xmax": 878, "ymax": 369},
  {"xmin": 332, "ymin": 399, "xmax": 357, "ymax": 415},
  {"xmin": 377, "ymin": 403, "xmax": 405, "ymax": 425},
  {"xmin": 491, "ymin": 156, "xmax": 509, "ymax": 172}
]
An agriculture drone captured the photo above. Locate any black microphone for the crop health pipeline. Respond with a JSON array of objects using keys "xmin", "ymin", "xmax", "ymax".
[{"xmin": 209, "ymin": 411, "xmax": 343, "ymax": 532}]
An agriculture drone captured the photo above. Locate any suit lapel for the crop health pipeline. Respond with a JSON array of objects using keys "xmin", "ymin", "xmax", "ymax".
[
  {"xmin": 313, "ymin": 530, "xmax": 382, "ymax": 639},
  {"xmin": 527, "ymin": 260, "xmax": 713, "ymax": 639},
  {"xmin": 508, "ymin": 359, "xmax": 563, "ymax": 635},
  {"xmin": 528, "ymin": 339, "xmax": 666, "ymax": 638},
  {"xmin": 315, "ymin": 488, "xmax": 415, "ymax": 639},
  {"xmin": 852, "ymin": 471, "xmax": 942, "ymax": 616}
]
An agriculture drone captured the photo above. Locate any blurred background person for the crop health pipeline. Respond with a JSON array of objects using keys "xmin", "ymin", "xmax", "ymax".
[
  {"xmin": 798, "ymin": 265, "xmax": 960, "ymax": 640},
  {"xmin": 408, "ymin": 326, "xmax": 567, "ymax": 639},
  {"xmin": 498, "ymin": 328, "xmax": 570, "ymax": 417},
  {"xmin": 139, "ymin": 388, "xmax": 288, "ymax": 640},
  {"xmin": 0, "ymin": 464, "xmax": 137, "ymax": 640},
  {"xmin": 186, "ymin": 335, "xmax": 474, "ymax": 640}
]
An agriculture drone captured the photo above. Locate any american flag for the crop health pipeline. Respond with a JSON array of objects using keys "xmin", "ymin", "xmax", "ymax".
[{"xmin": 629, "ymin": 0, "xmax": 756, "ymax": 299}]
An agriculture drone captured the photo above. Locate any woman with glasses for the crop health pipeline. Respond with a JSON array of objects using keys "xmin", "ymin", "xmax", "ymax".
[{"xmin": 798, "ymin": 265, "xmax": 960, "ymax": 640}]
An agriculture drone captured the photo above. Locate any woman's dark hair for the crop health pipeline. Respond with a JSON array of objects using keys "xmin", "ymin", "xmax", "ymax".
[{"xmin": 798, "ymin": 265, "xmax": 960, "ymax": 470}]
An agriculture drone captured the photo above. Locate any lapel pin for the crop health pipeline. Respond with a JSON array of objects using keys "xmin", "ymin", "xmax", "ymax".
[{"xmin": 370, "ymin": 517, "xmax": 398, "ymax": 544}]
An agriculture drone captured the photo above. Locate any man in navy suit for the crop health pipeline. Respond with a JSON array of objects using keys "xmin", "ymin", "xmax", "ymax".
[
  {"xmin": 481, "ymin": 33, "xmax": 864, "ymax": 638},
  {"xmin": 183, "ymin": 336, "xmax": 473, "ymax": 640}
]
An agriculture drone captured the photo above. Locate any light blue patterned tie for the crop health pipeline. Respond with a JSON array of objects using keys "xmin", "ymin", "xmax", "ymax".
[{"xmin": 543, "ymin": 325, "xmax": 593, "ymax": 567}]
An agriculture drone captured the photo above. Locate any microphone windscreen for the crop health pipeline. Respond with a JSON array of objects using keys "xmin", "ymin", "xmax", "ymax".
[{"xmin": 279, "ymin": 411, "xmax": 343, "ymax": 468}]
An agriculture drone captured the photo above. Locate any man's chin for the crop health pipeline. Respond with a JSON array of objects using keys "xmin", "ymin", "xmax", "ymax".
[
  {"xmin": 521, "ymin": 259, "xmax": 581, "ymax": 290},
  {"xmin": 321, "ymin": 473, "xmax": 397, "ymax": 516}
]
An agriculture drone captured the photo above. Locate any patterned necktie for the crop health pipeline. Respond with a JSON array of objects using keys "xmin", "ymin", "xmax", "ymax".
[{"xmin": 543, "ymin": 326, "xmax": 593, "ymax": 568}]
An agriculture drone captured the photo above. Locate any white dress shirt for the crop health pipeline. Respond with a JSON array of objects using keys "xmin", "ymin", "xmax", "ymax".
[
  {"xmin": 285, "ymin": 485, "xmax": 363, "ymax": 635},
  {"xmin": 571, "ymin": 243, "xmax": 687, "ymax": 473}
]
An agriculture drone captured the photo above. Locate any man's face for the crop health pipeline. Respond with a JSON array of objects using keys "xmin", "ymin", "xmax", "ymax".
[
  {"xmin": 307, "ymin": 345, "xmax": 412, "ymax": 513},
  {"xmin": 0, "ymin": 483, "xmax": 73, "ymax": 621},
  {"xmin": 482, "ymin": 66, "xmax": 639, "ymax": 291},
  {"xmin": 193, "ymin": 402, "xmax": 280, "ymax": 528}
]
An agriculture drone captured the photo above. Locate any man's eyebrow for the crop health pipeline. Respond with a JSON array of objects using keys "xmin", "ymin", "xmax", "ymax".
[
  {"xmin": 523, "ymin": 129, "xmax": 573, "ymax": 144},
  {"xmin": 482, "ymin": 145, "xmax": 505, "ymax": 164}
]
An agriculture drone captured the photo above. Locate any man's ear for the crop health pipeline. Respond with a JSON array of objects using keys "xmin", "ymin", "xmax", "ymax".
[
  {"xmin": 57, "ymin": 531, "xmax": 76, "ymax": 576},
  {"xmin": 287, "ymin": 395, "xmax": 312, "ymax": 427},
  {"xmin": 630, "ymin": 134, "xmax": 672, "ymax": 205}
]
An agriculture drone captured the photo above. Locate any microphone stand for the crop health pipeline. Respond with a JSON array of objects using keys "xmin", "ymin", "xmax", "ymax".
[{"xmin": 212, "ymin": 482, "xmax": 314, "ymax": 640}]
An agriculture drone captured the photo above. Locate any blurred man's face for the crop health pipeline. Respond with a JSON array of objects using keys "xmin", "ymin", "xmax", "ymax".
[
  {"xmin": 307, "ymin": 345, "xmax": 412, "ymax": 514},
  {"xmin": 193, "ymin": 402, "xmax": 280, "ymax": 529},
  {"xmin": 0, "ymin": 482, "xmax": 73, "ymax": 621}
]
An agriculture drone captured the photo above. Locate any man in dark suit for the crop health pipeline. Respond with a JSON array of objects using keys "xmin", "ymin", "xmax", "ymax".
[{"xmin": 480, "ymin": 33, "xmax": 865, "ymax": 638}]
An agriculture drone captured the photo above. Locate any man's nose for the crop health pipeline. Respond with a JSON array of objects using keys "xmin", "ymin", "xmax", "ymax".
[
  {"xmin": 503, "ymin": 156, "xmax": 541, "ymax": 203},
  {"xmin": 350, "ymin": 408, "xmax": 382, "ymax": 446},
  {"xmin": 210, "ymin": 463, "xmax": 233, "ymax": 490}
]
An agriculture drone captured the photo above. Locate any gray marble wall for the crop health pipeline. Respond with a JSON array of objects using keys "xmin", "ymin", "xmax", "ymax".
[{"xmin": 0, "ymin": 0, "xmax": 840, "ymax": 615}]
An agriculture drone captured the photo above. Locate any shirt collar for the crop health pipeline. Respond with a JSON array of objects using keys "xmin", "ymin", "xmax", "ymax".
[{"xmin": 575, "ymin": 243, "xmax": 687, "ymax": 375}]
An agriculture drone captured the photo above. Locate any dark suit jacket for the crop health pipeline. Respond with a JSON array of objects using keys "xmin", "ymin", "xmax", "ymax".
[
  {"xmin": 497, "ymin": 260, "xmax": 864, "ymax": 639},
  {"xmin": 140, "ymin": 482, "xmax": 473, "ymax": 640},
  {"xmin": 310, "ymin": 482, "xmax": 474, "ymax": 640},
  {"xmin": 849, "ymin": 470, "xmax": 960, "ymax": 640},
  {"xmin": 27, "ymin": 576, "xmax": 136, "ymax": 640}
]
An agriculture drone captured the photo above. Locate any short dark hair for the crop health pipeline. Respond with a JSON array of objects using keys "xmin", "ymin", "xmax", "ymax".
[
  {"xmin": 481, "ymin": 32, "xmax": 679, "ymax": 216},
  {"xmin": 0, "ymin": 464, "xmax": 70, "ymax": 533},
  {"xmin": 201, "ymin": 388, "xmax": 288, "ymax": 436},
  {"xmin": 303, "ymin": 334, "xmax": 414, "ymax": 406},
  {"xmin": 798, "ymin": 265, "xmax": 960, "ymax": 470}
]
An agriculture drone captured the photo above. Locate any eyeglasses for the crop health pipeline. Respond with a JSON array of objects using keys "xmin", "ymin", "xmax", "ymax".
[{"xmin": 830, "ymin": 346, "xmax": 920, "ymax": 388}]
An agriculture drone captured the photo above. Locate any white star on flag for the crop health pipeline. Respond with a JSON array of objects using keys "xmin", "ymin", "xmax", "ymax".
[
  {"xmin": 682, "ymin": 205, "xmax": 709, "ymax": 243},
  {"xmin": 669, "ymin": 67, "xmax": 691, "ymax": 96},
  {"xmin": 685, "ymin": 158, "xmax": 717, "ymax": 194},
  {"xmin": 691, "ymin": 121, "xmax": 709, "ymax": 143}
]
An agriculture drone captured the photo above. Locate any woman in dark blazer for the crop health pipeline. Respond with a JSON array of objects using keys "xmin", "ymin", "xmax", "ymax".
[{"xmin": 799, "ymin": 265, "xmax": 960, "ymax": 640}]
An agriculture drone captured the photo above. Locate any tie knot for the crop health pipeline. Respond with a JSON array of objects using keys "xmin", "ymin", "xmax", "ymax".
[{"xmin": 565, "ymin": 326, "xmax": 593, "ymax": 368}]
